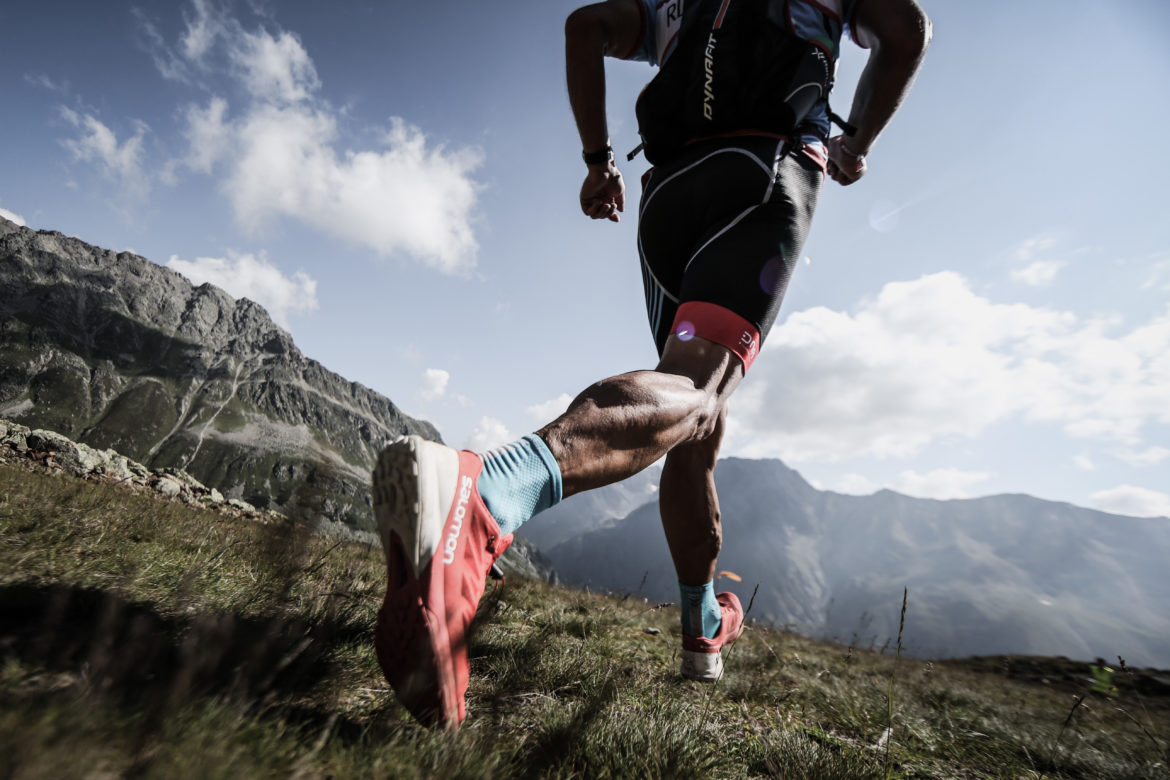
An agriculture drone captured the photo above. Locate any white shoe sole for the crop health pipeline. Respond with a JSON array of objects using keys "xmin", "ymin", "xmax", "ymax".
[
  {"xmin": 372, "ymin": 435, "xmax": 464, "ymax": 729},
  {"xmin": 680, "ymin": 649, "xmax": 724, "ymax": 682},
  {"xmin": 373, "ymin": 435, "xmax": 460, "ymax": 577}
]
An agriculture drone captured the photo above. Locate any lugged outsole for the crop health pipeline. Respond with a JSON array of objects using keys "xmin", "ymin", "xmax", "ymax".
[
  {"xmin": 373, "ymin": 436, "xmax": 422, "ymax": 571},
  {"xmin": 372, "ymin": 435, "xmax": 458, "ymax": 729}
]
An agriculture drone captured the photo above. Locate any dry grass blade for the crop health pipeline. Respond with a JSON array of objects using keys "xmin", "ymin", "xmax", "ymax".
[
  {"xmin": 1116, "ymin": 655, "xmax": 1170, "ymax": 767},
  {"xmin": 884, "ymin": 586, "xmax": 908, "ymax": 780}
]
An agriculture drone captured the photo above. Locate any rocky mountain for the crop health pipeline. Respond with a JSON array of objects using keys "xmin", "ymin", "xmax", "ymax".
[
  {"xmin": 0, "ymin": 215, "xmax": 436, "ymax": 532},
  {"xmin": 546, "ymin": 458, "xmax": 1170, "ymax": 668}
]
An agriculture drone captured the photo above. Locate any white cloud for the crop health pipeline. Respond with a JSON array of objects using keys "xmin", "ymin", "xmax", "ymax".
[
  {"xmin": 527, "ymin": 393, "xmax": 574, "ymax": 422},
  {"xmin": 419, "ymin": 368, "xmax": 450, "ymax": 401},
  {"xmin": 150, "ymin": 2, "xmax": 484, "ymax": 274},
  {"xmin": 834, "ymin": 473, "xmax": 879, "ymax": 495},
  {"xmin": 1014, "ymin": 235, "xmax": 1057, "ymax": 262},
  {"xmin": 1089, "ymin": 485, "xmax": 1170, "ymax": 518},
  {"xmin": 892, "ymin": 468, "xmax": 990, "ymax": 500},
  {"xmin": 833, "ymin": 469, "xmax": 989, "ymax": 499},
  {"xmin": 1011, "ymin": 260, "xmax": 1066, "ymax": 286},
  {"xmin": 135, "ymin": 0, "xmax": 224, "ymax": 83},
  {"xmin": 465, "ymin": 416, "xmax": 512, "ymax": 451},
  {"xmin": 1111, "ymin": 446, "xmax": 1170, "ymax": 467},
  {"xmin": 223, "ymin": 109, "xmax": 482, "ymax": 274},
  {"xmin": 183, "ymin": 97, "xmax": 231, "ymax": 173},
  {"xmin": 1142, "ymin": 257, "xmax": 1170, "ymax": 292},
  {"xmin": 24, "ymin": 73, "xmax": 65, "ymax": 92},
  {"xmin": 0, "ymin": 206, "xmax": 26, "ymax": 227},
  {"xmin": 180, "ymin": 0, "xmax": 224, "ymax": 64},
  {"xmin": 166, "ymin": 251, "xmax": 318, "ymax": 328},
  {"xmin": 231, "ymin": 27, "xmax": 319, "ymax": 103},
  {"xmin": 60, "ymin": 108, "xmax": 150, "ymax": 197},
  {"xmin": 1074, "ymin": 454, "xmax": 1095, "ymax": 471},
  {"xmin": 729, "ymin": 272, "xmax": 1170, "ymax": 463}
]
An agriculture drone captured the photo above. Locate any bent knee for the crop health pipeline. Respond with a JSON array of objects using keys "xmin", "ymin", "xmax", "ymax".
[
  {"xmin": 670, "ymin": 408, "xmax": 726, "ymax": 465},
  {"xmin": 690, "ymin": 403, "xmax": 722, "ymax": 443},
  {"xmin": 691, "ymin": 395, "xmax": 728, "ymax": 446}
]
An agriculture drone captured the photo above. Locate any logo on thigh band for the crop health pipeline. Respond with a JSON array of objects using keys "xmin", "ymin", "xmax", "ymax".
[{"xmin": 672, "ymin": 301, "xmax": 760, "ymax": 371}]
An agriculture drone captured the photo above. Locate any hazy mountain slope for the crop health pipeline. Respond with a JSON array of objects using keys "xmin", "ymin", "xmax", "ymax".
[
  {"xmin": 546, "ymin": 458, "xmax": 1170, "ymax": 667},
  {"xmin": 518, "ymin": 465, "xmax": 662, "ymax": 549},
  {"xmin": 814, "ymin": 490, "xmax": 1170, "ymax": 663}
]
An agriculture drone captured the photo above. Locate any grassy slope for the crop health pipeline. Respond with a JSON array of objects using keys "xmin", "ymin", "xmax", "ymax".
[{"xmin": 1, "ymin": 460, "xmax": 1166, "ymax": 779}]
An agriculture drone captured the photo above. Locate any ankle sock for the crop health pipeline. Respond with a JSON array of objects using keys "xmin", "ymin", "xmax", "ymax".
[
  {"xmin": 679, "ymin": 580, "xmax": 722, "ymax": 639},
  {"xmin": 476, "ymin": 434, "xmax": 563, "ymax": 537}
]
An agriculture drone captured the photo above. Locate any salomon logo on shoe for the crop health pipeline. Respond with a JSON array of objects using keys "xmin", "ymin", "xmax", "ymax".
[{"xmin": 443, "ymin": 476, "xmax": 474, "ymax": 565}]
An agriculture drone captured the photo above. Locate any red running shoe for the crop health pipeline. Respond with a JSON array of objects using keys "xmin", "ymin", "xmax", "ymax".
[
  {"xmin": 372, "ymin": 435, "xmax": 512, "ymax": 729},
  {"xmin": 679, "ymin": 592, "xmax": 745, "ymax": 682}
]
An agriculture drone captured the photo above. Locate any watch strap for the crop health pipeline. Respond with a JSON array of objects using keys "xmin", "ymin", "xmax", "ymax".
[{"xmin": 582, "ymin": 146, "xmax": 614, "ymax": 165}]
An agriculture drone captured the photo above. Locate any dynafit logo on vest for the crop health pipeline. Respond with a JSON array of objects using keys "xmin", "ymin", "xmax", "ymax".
[{"xmin": 703, "ymin": 32, "xmax": 717, "ymax": 120}]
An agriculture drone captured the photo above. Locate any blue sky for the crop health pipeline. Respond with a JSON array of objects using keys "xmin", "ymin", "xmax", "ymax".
[{"xmin": 2, "ymin": 0, "xmax": 1168, "ymax": 518}]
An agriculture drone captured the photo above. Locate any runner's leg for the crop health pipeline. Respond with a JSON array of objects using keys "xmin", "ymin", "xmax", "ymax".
[
  {"xmin": 661, "ymin": 407, "xmax": 726, "ymax": 640},
  {"xmin": 537, "ymin": 333, "xmax": 742, "ymax": 498},
  {"xmin": 659, "ymin": 406, "xmax": 726, "ymax": 586}
]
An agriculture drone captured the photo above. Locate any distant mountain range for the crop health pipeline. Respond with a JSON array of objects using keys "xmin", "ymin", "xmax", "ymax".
[
  {"xmin": 5, "ymin": 214, "xmax": 1165, "ymax": 667},
  {"xmin": 533, "ymin": 458, "xmax": 1170, "ymax": 668}
]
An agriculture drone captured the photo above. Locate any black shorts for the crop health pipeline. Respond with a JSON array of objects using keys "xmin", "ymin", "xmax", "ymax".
[{"xmin": 637, "ymin": 136, "xmax": 823, "ymax": 370}]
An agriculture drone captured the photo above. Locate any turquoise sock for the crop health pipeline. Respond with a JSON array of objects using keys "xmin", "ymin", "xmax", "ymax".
[
  {"xmin": 679, "ymin": 580, "xmax": 722, "ymax": 639},
  {"xmin": 477, "ymin": 434, "xmax": 563, "ymax": 537}
]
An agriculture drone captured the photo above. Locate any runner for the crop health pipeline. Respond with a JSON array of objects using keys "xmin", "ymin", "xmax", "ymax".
[{"xmin": 373, "ymin": 0, "xmax": 931, "ymax": 728}]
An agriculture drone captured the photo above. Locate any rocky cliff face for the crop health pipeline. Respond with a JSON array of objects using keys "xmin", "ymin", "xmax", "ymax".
[{"xmin": 0, "ymin": 216, "xmax": 437, "ymax": 532}]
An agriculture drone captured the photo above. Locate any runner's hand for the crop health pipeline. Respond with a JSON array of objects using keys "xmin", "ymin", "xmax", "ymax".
[
  {"xmin": 826, "ymin": 135, "xmax": 868, "ymax": 186},
  {"xmin": 580, "ymin": 164, "xmax": 625, "ymax": 222}
]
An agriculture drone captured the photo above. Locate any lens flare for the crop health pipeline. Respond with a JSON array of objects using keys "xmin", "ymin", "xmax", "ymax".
[
  {"xmin": 675, "ymin": 321, "xmax": 695, "ymax": 341},
  {"xmin": 869, "ymin": 199, "xmax": 900, "ymax": 233},
  {"xmin": 758, "ymin": 255, "xmax": 787, "ymax": 294}
]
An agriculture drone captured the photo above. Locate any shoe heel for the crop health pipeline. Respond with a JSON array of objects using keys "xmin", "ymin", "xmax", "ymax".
[{"xmin": 680, "ymin": 649, "xmax": 724, "ymax": 682}]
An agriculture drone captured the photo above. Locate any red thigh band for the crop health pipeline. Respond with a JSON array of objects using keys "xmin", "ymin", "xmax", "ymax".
[{"xmin": 671, "ymin": 301, "xmax": 760, "ymax": 371}]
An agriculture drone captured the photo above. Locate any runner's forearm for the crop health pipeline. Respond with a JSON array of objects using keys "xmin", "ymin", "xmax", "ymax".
[
  {"xmin": 845, "ymin": 14, "xmax": 931, "ymax": 154},
  {"xmin": 565, "ymin": 7, "xmax": 614, "ymax": 154}
]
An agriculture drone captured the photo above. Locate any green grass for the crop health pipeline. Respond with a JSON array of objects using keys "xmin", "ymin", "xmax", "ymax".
[{"xmin": 1, "ymin": 459, "xmax": 1167, "ymax": 779}]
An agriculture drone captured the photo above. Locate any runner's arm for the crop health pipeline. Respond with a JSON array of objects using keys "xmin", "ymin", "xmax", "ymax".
[
  {"xmin": 565, "ymin": 0, "xmax": 643, "ymax": 221},
  {"xmin": 827, "ymin": 0, "xmax": 932, "ymax": 185}
]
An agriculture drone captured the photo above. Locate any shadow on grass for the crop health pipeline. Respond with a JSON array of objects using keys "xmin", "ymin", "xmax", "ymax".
[{"xmin": 0, "ymin": 582, "xmax": 359, "ymax": 715}]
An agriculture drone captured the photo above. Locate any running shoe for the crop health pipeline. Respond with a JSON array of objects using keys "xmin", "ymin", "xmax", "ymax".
[
  {"xmin": 372, "ymin": 435, "xmax": 512, "ymax": 729},
  {"xmin": 679, "ymin": 591, "xmax": 745, "ymax": 682}
]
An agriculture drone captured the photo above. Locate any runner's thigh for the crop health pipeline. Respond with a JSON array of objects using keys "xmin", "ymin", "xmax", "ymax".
[{"xmin": 637, "ymin": 138, "xmax": 822, "ymax": 355}]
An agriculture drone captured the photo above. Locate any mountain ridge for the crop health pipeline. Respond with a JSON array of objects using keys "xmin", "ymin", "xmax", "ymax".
[
  {"xmin": 543, "ymin": 457, "xmax": 1170, "ymax": 668},
  {"xmin": 0, "ymin": 214, "xmax": 435, "ymax": 530}
]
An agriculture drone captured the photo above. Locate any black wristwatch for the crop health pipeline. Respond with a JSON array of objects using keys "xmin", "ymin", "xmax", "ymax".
[{"xmin": 582, "ymin": 146, "xmax": 614, "ymax": 166}]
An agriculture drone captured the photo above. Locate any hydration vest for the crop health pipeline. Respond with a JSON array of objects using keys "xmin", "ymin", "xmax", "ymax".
[{"xmin": 632, "ymin": 0, "xmax": 851, "ymax": 165}]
